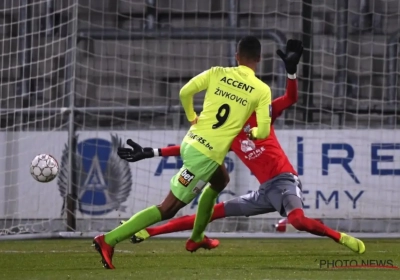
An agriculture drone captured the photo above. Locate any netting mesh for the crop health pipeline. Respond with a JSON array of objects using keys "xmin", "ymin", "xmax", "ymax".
[
  {"xmin": 0, "ymin": 0, "xmax": 400, "ymax": 238},
  {"xmin": 75, "ymin": 0, "xmax": 400, "ymax": 129}
]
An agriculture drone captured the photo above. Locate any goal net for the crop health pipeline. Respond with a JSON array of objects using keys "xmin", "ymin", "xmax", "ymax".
[{"xmin": 1, "ymin": 0, "xmax": 400, "ymax": 240}]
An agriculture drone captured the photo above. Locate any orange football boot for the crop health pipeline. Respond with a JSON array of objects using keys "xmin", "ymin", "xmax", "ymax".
[{"xmin": 186, "ymin": 236, "xmax": 220, "ymax": 252}]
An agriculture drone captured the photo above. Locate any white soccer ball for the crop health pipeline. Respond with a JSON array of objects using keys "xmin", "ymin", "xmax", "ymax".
[{"xmin": 30, "ymin": 154, "xmax": 59, "ymax": 183}]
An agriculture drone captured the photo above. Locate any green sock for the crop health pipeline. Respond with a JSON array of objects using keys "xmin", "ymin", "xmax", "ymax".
[
  {"xmin": 191, "ymin": 186, "xmax": 219, "ymax": 242},
  {"xmin": 104, "ymin": 205, "xmax": 161, "ymax": 246}
]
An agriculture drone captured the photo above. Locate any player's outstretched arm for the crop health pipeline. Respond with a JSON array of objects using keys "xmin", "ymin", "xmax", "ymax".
[
  {"xmin": 271, "ymin": 39, "xmax": 303, "ymax": 121},
  {"xmin": 246, "ymin": 41, "xmax": 304, "ymax": 140},
  {"xmin": 159, "ymin": 145, "xmax": 181, "ymax": 156},
  {"xmin": 179, "ymin": 69, "xmax": 212, "ymax": 123},
  {"xmin": 117, "ymin": 139, "xmax": 181, "ymax": 162},
  {"xmin": 271, "ymin": 79, "xmax": 298, "ymax": 122}
]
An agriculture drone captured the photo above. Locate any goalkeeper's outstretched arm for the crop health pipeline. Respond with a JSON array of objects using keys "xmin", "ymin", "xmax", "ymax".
[
  {"xmin": 117, "ymin": 140, "xmax": 182, "ymax": 162},
  {"xmin": 271, "ymin": 38, "xmax": 303, "ymax": 121},
  {"xmin": 270, "ymin": 76, "xmax": 298, "ymax": 122},
  {"xmin": 156, "ymin": 145, "xmax": 181, "ymax": 157},
  {"xmin": 118, "ymin": 141, "xmax": 236, "ymax": 163}
]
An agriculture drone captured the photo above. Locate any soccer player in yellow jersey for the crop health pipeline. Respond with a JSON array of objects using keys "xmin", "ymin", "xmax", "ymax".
[
  {"xmin": 178, "ymin": 36, "xmax": 272, "ymax": 251},
  {"xmin": 92, "ymin": 36, "xmax": 272, "ymax": 269}
]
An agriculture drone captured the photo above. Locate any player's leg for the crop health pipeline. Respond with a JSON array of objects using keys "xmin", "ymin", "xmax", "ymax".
[
  {"xmin": 130, "ymin": 188, "xmax": 274, "ymax": 243},
  {"xmin": 103, "ymin": 191, "xmax": 185, "ymax": 242},
  {"xmin": 265, "ymin": 173, "xmax": 365, "ymax": 254},
  {"xmin": 286, "ymin": 206, "xmax": 366, "ymax": 254},
  {"xmin": 167, "ymin": 143, "xmax": 225, "ymax": 251},
  {"xmin": 223, "ymin": 189, "xmax": 277, "ymax": 218},
  {"xmin": 94, "ymin": 145, "xmax": 211, "ymax": 268},
  {"xmin": 129, "ymin": 197, "xmax": 226, "ymax": 243},
  {"xmin": 284, "ymin": 196, "xmax": 341, "ymax": 240},
  {"xmin": 101, "ymin": 151, "xmax": 213, "ymax": 247},
  {"xmin": 188, "ymin": 163, "xmax": 229, "ymax": 248},
  {"xmin": 93, "ymin": 194, "xmax": 181, "ymax": 269},
  {"xmin": 93, "ymin": 199, "xmax": 164, "ymax": 269},
  {"xmin": 182, "ymin": 188, "xmax": 276, "ymax": 244},
  {"xmin": 185, "ymin": 188, "xmax": 276, "ymax": 246},
  {"xmin": 120, "ymin": 143, "xmax": 224, "ymax": 246},
  {"xmin": 286, "ymin": 205, "xmax": 365, "ymax": 254}
]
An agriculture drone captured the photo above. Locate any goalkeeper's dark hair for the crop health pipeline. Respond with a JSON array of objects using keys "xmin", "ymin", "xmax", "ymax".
[{"xmin": 237, "ymin": 36, "xmax": 261, "ymax": 62}]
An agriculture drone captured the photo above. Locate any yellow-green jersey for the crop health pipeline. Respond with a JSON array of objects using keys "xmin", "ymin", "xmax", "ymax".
[{"xmin": 179, "ymin": 65, "xmax": 272, "ymax": 165}]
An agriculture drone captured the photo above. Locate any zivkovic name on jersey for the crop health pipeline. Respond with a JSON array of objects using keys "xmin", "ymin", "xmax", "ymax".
[{"xmin": 214, "ymin": 87, "xmax": 248, "ymax": 106}]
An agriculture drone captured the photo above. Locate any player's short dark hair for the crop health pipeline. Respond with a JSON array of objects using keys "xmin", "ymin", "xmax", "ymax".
[{"xmin": 237, "ymin": 36, "xmax": 261, "ymax": 62}]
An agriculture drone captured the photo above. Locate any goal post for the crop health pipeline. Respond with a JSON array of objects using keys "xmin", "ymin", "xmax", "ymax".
[{"xmin": 1, "ymin": 0, "xmax": 400, "ymax": 240}]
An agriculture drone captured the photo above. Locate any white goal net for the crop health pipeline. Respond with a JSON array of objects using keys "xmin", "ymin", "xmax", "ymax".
[{"xmin": 1, "ymin": 0, "xmax": 400, "ymax": 239}]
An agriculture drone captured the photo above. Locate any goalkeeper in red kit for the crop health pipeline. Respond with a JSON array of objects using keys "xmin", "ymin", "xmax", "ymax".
[{"xmin": 118, "ymin": 40, "xmax": 365, "ymax": 254}]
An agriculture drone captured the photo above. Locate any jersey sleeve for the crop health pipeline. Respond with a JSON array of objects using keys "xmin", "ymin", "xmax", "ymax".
[
  {"xmin": 251, "ymin": 86, "xmax": 272, "ymax": 139},
  {"xmin": 179, "ymin": 68, "xmax": 212, "ymax": 122},
  {"xmin": 271, "ymin": 78, "xmax": 298, "ymax": 122},
  {"xmin": 159, "ymin": 145, "xmax": 181, "ymax": 157}
]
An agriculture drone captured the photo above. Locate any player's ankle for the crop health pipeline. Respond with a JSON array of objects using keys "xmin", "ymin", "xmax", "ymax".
[{"xmin": 190, "ymin": 234, "xmax": 204, "ymax": 243}]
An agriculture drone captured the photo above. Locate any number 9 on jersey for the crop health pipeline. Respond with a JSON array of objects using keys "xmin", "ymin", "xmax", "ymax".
[{"xmin": 212, "ymin": 104, "xmax": 230, "ymax": 129}]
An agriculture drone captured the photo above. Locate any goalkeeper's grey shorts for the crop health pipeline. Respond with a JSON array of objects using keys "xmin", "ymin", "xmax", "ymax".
[{"xmin": 223, "ymin": 173, "xmax": 303, "ymax": 218}]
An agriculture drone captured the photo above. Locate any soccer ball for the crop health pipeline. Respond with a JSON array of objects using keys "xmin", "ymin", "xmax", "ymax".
[{"xmin": 30, "ymin": 154, "xmax": 59, "ymax": 183}]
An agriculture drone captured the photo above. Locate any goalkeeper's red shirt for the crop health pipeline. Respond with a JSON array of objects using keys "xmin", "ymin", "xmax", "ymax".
[{"xmin": 161, "ymin": 78, "xmax": 298, "ymax": 184}]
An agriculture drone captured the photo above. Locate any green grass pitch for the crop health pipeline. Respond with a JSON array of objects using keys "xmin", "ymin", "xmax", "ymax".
[{"xmin": 0, "ymin": 238, "xmax": 399, "ymax": 279}]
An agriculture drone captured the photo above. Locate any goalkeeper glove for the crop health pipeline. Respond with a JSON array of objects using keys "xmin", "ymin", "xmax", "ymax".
[
  {"xmin": 117, "ymin": 139, "xmax": 155, "ymax": 162},
  {"xmin": 276, "ymin": 39, "xmax": 304, "ymax": 75},
  {"xmin": 247, "ymin": 128, "xmax": 258, "ymax": 140}
]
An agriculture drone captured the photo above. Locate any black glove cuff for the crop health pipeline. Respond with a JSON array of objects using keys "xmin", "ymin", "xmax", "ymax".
[
  {"xmin": 143, "ymin": 147, "xmax": 155, "ymax": 158},
  {"xmin": 286, "ymin": 65, "xmax": 297, "ymax": 75}
]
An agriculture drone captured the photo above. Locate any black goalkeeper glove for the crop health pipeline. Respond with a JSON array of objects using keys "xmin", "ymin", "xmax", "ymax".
[
  {"xmin": 276, "ymin": 39, "xmax": 304, "ymax": 75},
  {"xmin": 117, "ymin": 139, "xmax": 155, "ymax": 162}
]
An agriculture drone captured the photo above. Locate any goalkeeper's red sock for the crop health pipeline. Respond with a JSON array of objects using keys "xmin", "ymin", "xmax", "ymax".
[
  {"xmin": 146, "ymin": 202, "xmax": 226, "ymax": 237},
  {"xmin": 287, "ymin": 208, "xmax": 341, "ymax": 242}
]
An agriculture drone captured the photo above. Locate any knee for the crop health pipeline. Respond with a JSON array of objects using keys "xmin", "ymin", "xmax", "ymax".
[
  {"xmin": 209, "ymin": 165, "xmax": 230, "ymax": 193},
  {"xmin": 156, "ymin": 204, "xmax": 179, "ymax": 220},
  {"xmin": 224, "ymin": 174, "xmax": 230, "ymax": 186},
  {"xmin": 210, "ymin": 182, "xmax": 228, "ymax": 193},
  {"xmin": 288, "ymin": 216, "xmax": 304, "ymax": 231},
  {"xmin": 287, "ymin": 210, "xmax": 305, "ymax": 231},
  {"xmin": 210, "ymin": 173, "xmax": 230, "ymax": 193},
  {"xmin": 221, "ymin": 166, "xmax": 230, "ymax": 187}
]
